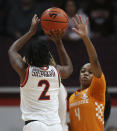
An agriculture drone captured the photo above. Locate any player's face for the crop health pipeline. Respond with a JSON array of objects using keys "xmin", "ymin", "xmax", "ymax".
[{"xmin": 80, "ymin": 63, "xmax": 93, "ymax": 89}]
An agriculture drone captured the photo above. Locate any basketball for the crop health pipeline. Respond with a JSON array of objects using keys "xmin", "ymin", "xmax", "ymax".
[{"xmin": 40, "ymin": 7, "xmax": 68, "ymax": 35}]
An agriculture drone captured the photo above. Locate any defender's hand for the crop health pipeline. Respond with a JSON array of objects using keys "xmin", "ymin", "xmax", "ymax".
[
  {"xmin": 72, "ymin": 15, "xmax": 88, "ymax": 38},
  {"xmin": 29, "ymin": 14, "xmax": 40, "ymax": 36}
]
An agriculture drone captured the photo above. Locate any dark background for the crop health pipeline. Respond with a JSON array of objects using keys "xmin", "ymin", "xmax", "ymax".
[{"xmin": 0, "ymin": 0, "xmax": 117, "ymax": 88}]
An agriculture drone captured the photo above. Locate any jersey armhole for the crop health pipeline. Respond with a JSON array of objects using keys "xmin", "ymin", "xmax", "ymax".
[
  {"xmin": 20, "ymin": 66, "xmax": 29, "ymax": 87},
  {"xmin": 54, "ymin": 67, "xmax": 61, "ymax": 88}
]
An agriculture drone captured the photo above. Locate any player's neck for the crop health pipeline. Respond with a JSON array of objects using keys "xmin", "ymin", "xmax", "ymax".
[{"xmin": 81, "ymin": 85, "xmax": 88, "ymax": 90}]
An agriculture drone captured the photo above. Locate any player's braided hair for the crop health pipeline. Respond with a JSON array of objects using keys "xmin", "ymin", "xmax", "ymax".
[{"xmin": 24, "ymin": 40, "xmax": 50, "ymax": 67}]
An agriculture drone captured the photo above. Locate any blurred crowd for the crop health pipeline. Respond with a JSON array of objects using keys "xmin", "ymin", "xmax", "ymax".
[
  {"xmin": 106, "ymin": 126, "xmax": 117, "ymax": 131},
  {"xmin": 0, "ymin": 0, "xmax": 117, "ymax": 40}
]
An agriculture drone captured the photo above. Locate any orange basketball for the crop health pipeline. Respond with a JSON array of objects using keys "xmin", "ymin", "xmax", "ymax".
[{"xmin": 40, "ymin": 7, "xmax": 68, "ymax": 35}]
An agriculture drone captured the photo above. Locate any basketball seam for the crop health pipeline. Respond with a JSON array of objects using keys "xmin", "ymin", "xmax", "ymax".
[{"xmin": 41, "ymin": 19, "xmax": 68, "ymax": 23}]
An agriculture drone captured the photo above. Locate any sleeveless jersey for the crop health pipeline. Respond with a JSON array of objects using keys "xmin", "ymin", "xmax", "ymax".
[
  {"xmin": 20, "ymin": 65, "xmax": 61, "ymax": 125},
  {"xmin": 69, "ymin": 74, "xmax": 106, "ymax": 131}
]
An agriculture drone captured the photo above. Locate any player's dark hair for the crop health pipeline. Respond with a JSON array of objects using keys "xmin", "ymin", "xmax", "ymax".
[{"xmin": 24, "ymin": 40, "xmax": 50, "ymax": 67}]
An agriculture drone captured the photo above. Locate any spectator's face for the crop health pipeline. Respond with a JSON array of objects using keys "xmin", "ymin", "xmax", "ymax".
[
  {"xmin": 80, "ymin": 63, "xmax": 93, "ymax": 89},
  {"xmin": 65, "ymin": 0, "xmax": 77, "ymax": 17}
]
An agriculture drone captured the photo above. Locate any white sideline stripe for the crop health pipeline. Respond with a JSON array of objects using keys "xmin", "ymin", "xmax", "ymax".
[
  {"xmin": 0, "ymin": 87, "xmax": 20, "ymax": 93},
  {"xmin": 67, "ymin": 87, "xmax": 117, "ymax": 93},
  {"xmin": 0, "ymin": 87, "xmax": 117, "ymax": 93}
]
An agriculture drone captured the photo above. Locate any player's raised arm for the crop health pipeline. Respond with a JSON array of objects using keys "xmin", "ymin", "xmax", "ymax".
[
  {"xmin": 72, "ymin": 15, "xmax": 102, "ymax": 78},
  {"xmin": 8, "ymin": 14, "xmax": 39, "ymax": 79},
  {"xmin": 48, "ymin": 30, "xmax": 73, "ymax": 79}
]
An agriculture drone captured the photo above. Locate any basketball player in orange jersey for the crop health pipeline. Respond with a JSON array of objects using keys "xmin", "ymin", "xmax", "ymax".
[
  {"xmin": 8, "ymin": 14, "xmax": 73, "ymax": 131},
  {"xmin": 69, "ymin": 15, "xmax": 106, "ymax": 131}
]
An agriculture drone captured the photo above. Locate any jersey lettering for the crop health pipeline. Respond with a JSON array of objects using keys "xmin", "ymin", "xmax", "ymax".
[
  {"xmin": 75, "ymin": 107, "xmax": 80, "ymax": 121},
  {"xmin": 32, "ymin": 68, "xmax": 55, "ymax": 77}
]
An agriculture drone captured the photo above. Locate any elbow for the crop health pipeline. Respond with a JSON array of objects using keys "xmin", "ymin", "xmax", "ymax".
[
  {"xmin": 91, "ymin": 58, "xmax": 99, "ymax": 66},
  {"xmin": 90, "ymin": 55, "xmax": 99, "ymax": 63},
  {"xmin": 8, "ymin": 47, "xmax": 12, "ymax": 57},
  {"xmin": 8, "ymin": 46, "xmax": 14, "ymax": 59},
  {"xmin": 62, "ymin": 66, "xmax": 73, "ymax": 79},
  {"xmin": 8, "ymin": 48, "xmax": 12, "ymax": 63},
  {"xmin": 70, "ymin": 63, "xmax": 73, "ymax": 73},
  {"xmin": 8, "ymin": 48, "xmax": 11, "ymax": 57},
  {"xmin": 70, "ymin": 65, "xmax": 73, "ymax": 75},
  {"xmin": 8, "ymin": 42, "xmax": 16, "ymax": 56},
  {"xmin": 8, "ymin": 40, "xmax": 17, "ymax": 56},
  {"xmin": 67, "ymin": 64, "xmax": 73, "ymax": 78}
]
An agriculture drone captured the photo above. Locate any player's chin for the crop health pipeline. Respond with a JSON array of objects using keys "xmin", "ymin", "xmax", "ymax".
[{"xmin": 81, "ymin": 79, "xmax": 91, "ymax": 87}]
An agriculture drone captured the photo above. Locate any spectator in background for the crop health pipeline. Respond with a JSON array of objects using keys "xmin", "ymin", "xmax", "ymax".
[
  {"xmin": 0, "ymin": 0, "xmax": 8, "ymax": 36},
  {"xmin": 106, "ymin": 127, "xmax": 117, "ymax": 131},
  {"xmin": 113, "ymin": 0, "xmax": 117, "ymax": 35},
  {"xmin": 85, "ymin": 0, "xmax": 115, "ymax": 37},
  {"xmin": 63, "ymin": 0, "xmax": 91, "ymax": 41},
  {"xmin": 6, "ymin": 0, "xmax": 43, "ymax": 39},
  {"xmin": 7, "ymin": 0, "xmax": 20, "ymax": 10}
]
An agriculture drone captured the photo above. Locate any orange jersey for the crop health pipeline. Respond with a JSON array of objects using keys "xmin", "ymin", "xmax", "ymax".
[{"xmin": 69, "ymin": 74, "xmax": 106, "ymax": 131}]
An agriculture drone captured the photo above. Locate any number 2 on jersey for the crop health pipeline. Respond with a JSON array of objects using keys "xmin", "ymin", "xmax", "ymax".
[
  {"xmin": 38, "ymin": 80, "xmax": 50, "ymax": 100},
  {"xmin": 75, "ymin": 107, "xmax": 80, "ymax": 120}
]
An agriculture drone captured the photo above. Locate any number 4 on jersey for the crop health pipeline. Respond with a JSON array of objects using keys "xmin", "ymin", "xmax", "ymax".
[{"xmin": 75, "ymin": 107, "xmax": 80, "ymax": 120}]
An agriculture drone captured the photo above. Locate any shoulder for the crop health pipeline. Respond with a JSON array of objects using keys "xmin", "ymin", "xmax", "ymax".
[
  {"xmin": 93, "ymin": 73, "xmax": 105, "ymax": 80},
  {"xmin": 88, "ymin": 73, "xmax": 106, "ymax": 101},
  {"xmin": 69, "ymin": 93, "xmax": 74, "ymax": 100},
  {"xmin": 49, "ymin": 65, "xmax": 56, "ymax": 70},
  {"xmin": 69, "ymin": 91, "xmax": 77, "ymax": 102},
  {"xmin": 91, "ymin": 73, "xmax": 106, "ymax": 86}
]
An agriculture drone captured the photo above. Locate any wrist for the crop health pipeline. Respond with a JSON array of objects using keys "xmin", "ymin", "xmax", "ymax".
[
  {"xmin": 81, "ymin": 35, "xmax": 89, "ymax": 40},
  {"xmin": 55, "ymin": 39, "xmax": 62, "ymax": 44},
  {"xmin": 55, "ymin": 40, "xmax": 63, "ymax": 48},
  {"xmin": 28, "ymin": 30, "xmax": 35, "ymax": 37}
]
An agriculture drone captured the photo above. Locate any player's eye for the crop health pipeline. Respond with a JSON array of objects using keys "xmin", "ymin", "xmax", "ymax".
[
  {"xmin": 81, "ymin": 69, "xmax": 85, "ymax": 73},
  {"xmin": 89, "ymin": 71, "xmax": 92, "ymax": 74}
]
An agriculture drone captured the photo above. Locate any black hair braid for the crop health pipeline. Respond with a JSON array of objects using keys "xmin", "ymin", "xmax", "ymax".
[{"xmin": 25, "ymin": 40, "xmax": 50, "ymax": 67}]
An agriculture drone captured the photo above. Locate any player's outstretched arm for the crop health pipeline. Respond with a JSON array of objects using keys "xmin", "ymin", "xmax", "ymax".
[
  {"xmin": 72, "ymin": 15, "xmax": 102, "ymax": 77},
  {"xmin": 48, "ymin": 30, "xmax": 73, "ymax": 79},
  {"xmin": 8, "ymin": 14, "xmax": 39, "ymax": 79}
]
